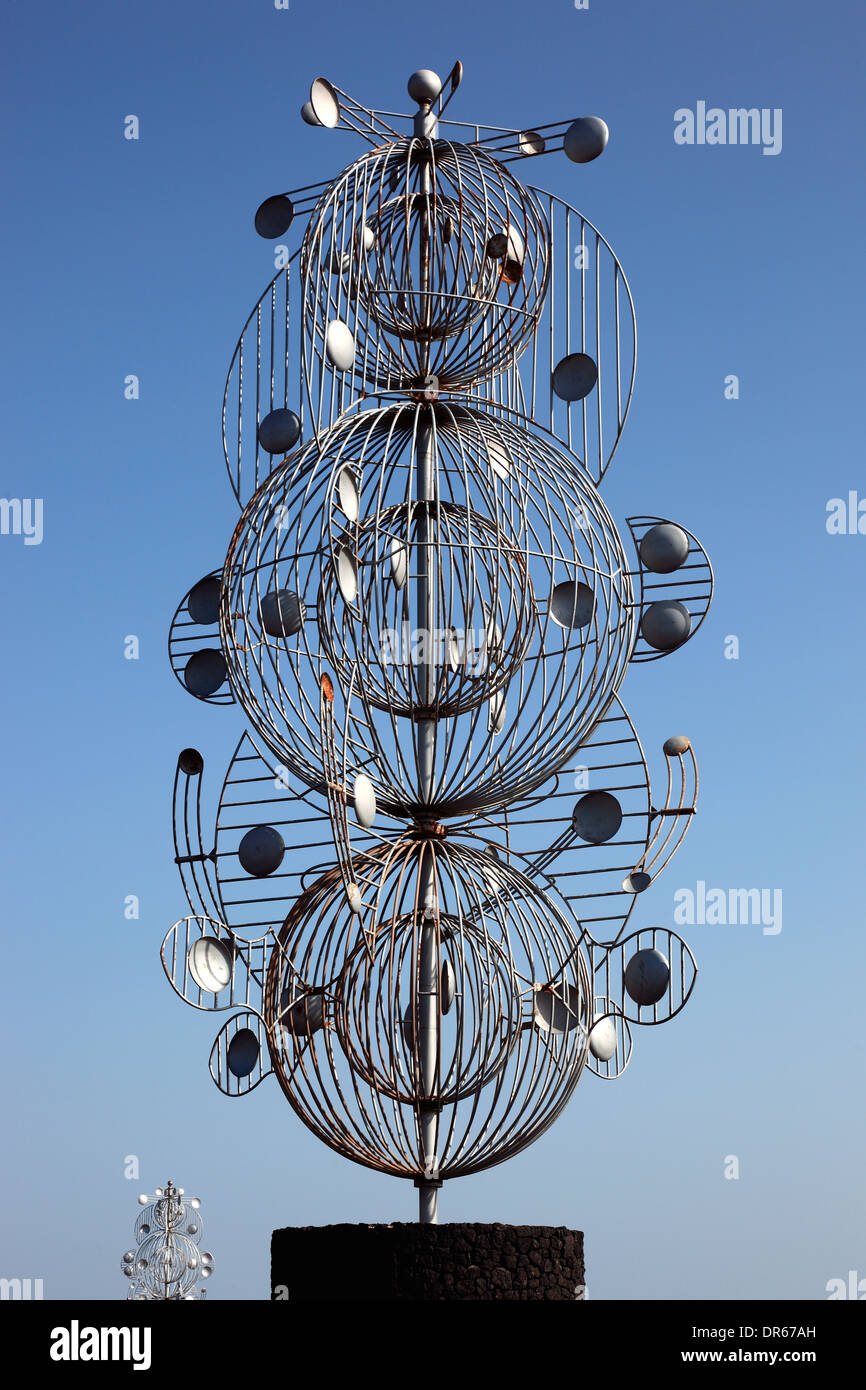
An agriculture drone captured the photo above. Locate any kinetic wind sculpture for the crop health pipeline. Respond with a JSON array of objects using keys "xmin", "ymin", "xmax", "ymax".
[
  {"xmin": 120, "ymin": 1181, "xmax": 213, "ymax": 1299},
  {"xmin": 163, "ymin": 66, "xmax": 714, "ymax": 1223}
]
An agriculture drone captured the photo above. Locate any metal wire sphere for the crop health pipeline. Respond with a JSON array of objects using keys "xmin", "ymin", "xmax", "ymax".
[
  {"xmin": 220, "ymin": 400, "xmax": 636, "ymax": 820},
  {"xmin": 300, "ymin": 138, "xmax": 550, "ymax": 392},
  {"xmin": 134, "ymin": 1233, "xmax": 200, "ymax": 1297},
  {"xmin": 263, "ymin": 838, "xmax": 592, "ymax": 1180}
]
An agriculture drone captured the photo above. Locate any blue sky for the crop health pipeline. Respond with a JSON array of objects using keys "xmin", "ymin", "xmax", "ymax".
[{"xmin": 1, "ymin": 0, "xmax": 864, "ymax": 1300}]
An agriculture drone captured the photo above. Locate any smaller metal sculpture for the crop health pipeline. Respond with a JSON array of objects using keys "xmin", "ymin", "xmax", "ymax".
[{"xmin": 120, "ymin": 1180, "xmax": 214, "ymax": 1300}]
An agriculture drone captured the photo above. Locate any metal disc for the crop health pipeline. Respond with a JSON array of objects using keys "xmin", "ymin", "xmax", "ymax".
[
  {"xmin": 337, "ymin": 467, "xmax": 360, "ymax": 521},
  {"xmin": 188, "ymin": 936, "xmax": 233, "ymax": 994},
  {"xmin": 663, "ymin": 734, "xmax": 691, "ymax": 757},
  {"xmin": 227, "ymin": 1028, "xmax": 260, "ymax": 1078},
  {"xmin": 280, "ymin": 989, "xmax": 325, "ymax": 1036},
  {"xmin": 518, "ymin": 130, "xmax": 546, "ymax": 156},
  {"xmin": 488, "ymin": 690, "xmax": 506, "ymax": 733},
  {"xmin": 183, "ymin": 649, "xmax": 227, "ymax": 698},
  {"xmin": 533, "ymin": 984, "xmax": 582, "ymax": 1034},
  {"xmin": 310, "ymin": 78, "xmax": 340, "ymax": 128},
  {"xmin": 486, "ymin": 225, "xmax": 524, "ymax": 263},
  {"xmin": 623, "ymin": 870, "xmax": 652, "ymax": 893},
  {"xmin": 187, "ymin": 575, "xmax": 221, "ymax": 626},
  {"xmin": 624, "ymin": 948, "xmax": 670, "ymax": 1006},
  {"xmin": 639, "ymin": 522, "xmax": 689, "ymax": 574},
  {"xmin": 640, "ymin": 600, "xmax": 691, "ymax": 651},
  {"xmin": 588, "ymin": 1013, "xmax": 618, "ymax": 1061},
  {"xmin": 325, "ymin": 319, "xmax": 356, "ymax": 371},
  {"xmin": 257, "ymin": 408, "xmax": 301, "ymax": 455},
  {"xmin": 177, "ymin": 748, "xmax": 204, "ymax": 777},
  {"xmin": 259, "ymin": 589, "xmax": 303, "ymax": 638},
  {"xmin": 563, "ymin": 116, "xmax": 609, "ymax": 164},
  {"xmin": 552, "ymin": 352, "xmax": 599, "ymax": 402},
  {"xmin": 254, "ymin": 195, "xmax": 295, "ymax": 240},
  {"xmin": 300, "ymin": 101, "xmax": 321, "ymax": 127},
  {"xmin": 441, "ymin": 960, "xmax": 456, "ymax": 1014},
  {"xmin": 487, "ymin": 438, "xmax": 512, "ymax": 480},
  {"xmin": 336, "ymin": 547, "xmax": 358, "ymax": 604},
  {"xmin": 572, "ymin": 790, "xmax": 623, "ymax": 843},
  {"xmin": 550, "ymin": 579, "xmax": 595, "ymax": 629},
  {"xmin": 390, "ymin": 535, "xmax": 408, "ymax": 587},
  {"xmin": 353, "ymin": 773, "xmax": 377, "ymax": 828},
  {"xmin": 238, "ymin": 824, "xmax": 286, "ymax": 877}
]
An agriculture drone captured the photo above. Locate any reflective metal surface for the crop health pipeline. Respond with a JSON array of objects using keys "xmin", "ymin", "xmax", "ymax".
[{"xmin": 162, "ymin": 63, "xmax": 716, "ymax": 1225}]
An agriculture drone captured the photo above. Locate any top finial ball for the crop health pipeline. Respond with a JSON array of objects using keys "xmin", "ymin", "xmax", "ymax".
[{"xmin": 408, "ymin": 69, "xmax": 442, "ymax": 104}]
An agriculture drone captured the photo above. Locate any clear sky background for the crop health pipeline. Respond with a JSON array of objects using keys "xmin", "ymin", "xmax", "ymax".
[{"xmin": 1, "ymin": 0, "xmax": 863, "ymax": 1300}]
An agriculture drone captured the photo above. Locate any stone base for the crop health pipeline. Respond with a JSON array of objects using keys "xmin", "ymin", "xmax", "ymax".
[{"xmin": 271, "ymin": 1222, "xmax": 584, "ymax": 1300}]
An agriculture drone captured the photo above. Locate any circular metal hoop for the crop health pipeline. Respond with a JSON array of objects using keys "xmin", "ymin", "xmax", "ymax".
[
  {"xmin": 263, "ymin": 838, "xmax": 591, "ymax": 1180},
  {"xmin": 220, "ymin": 400, "xmax": 635, "ymax": 819},
  {"xmin": 300, "ymin": 138, "xmax": 550, "ymax": 393}
]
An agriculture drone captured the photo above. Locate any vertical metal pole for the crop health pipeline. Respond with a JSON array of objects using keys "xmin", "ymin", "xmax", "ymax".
[{"xmin": 415, "ymin": 138, "xmax": 440, "ymax": 1224}]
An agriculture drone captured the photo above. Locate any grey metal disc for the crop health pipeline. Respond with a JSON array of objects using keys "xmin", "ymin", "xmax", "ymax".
[
  {"xmin": 488, "ymin": 690, "xmax": 507, "ymax": 733},
  {"xmin": 640, "ymin": 600, "xmax": 692, "ymax": 651},
  {"xmin": 336, "ymin": 547, "xmax": 358, "ymax": 604},
  {"xmin": 300, "ymin": 101, "xmax": 321, "ymax": 127},
  {"xmin": 187, "ymin": 576, "xmax": 221, "ymax": 626},
  {"xmin": 441, "ymin": 961, "xmax": 456, "ymax": 1014},
  {"xmin": 183, "ymin": 649, "xmax": 227, "ymax": 697},
  {"xmin": 639, "ymin": 523, "xmax": 689, "ymax": 574},
  {"xmin": 563, "ymin": 116, "xmax": 609, "ymax": 164},
  {"xmin": 533, "ymin": 984, "xmax": 582, "ymax": 1034},
  {"xmin": 257, "ymin": 408, "xmax": 301, "ymax": 455},
  {"xmin": 259, "ymin": 589, "xmax": 303, "ymax": 638},
  {"xmin": 519, "ymin": 130, "xmax": 546, "ymax": 155},
  {"xmin": 238, "ymin": 824, "xmax": 286, "ymax": 877},
  {"xmin": 550, "ymin": 579, "xmax": 595, "ymax": 629},
  {"xmin": 353, "ymin": 773, "xmax": 377, "ymax": 828},
  {"xmin": 254, "ymin": 195, "xmax": 295, "ymax": 240},
  {"xmin": 177, "ymin": 747, "xmax": 204, "ymax": 777},
  {"xmin": 227, "ymin": 1028, "xmax": 260, "ymax": 1078},
  {"xmin": 572, "ymin": 790, "xmax": 623, "ymax": 843},
  {"xmin": 486, "ymin": 225, "xmax": 524, "ymax": 263},
  {"xmin": 663, "ymin": 734, "xmax": 691, "ymax": 757},
  {"xmin": 588, "ymin": 1013, "xmax": 618, "ymax": 1061},
  {"xmin": 624, "ymin": 948, "xmax": 670, "ymax": 1006},
  {"xmin": 279, "ymin": 988, "xmax": 325, "ymax": 1036},
  {"xmin": 552, "ymin": 351, "xmax": 598, "ymax": 402},
  {"xmin": 623, "ymin": 870, "xmax": 652, "ymax": 893},
  {"xmin": 337, "ymin": 467, "xmax": 359, "ymax": 521},
  {"xmin": 390, "ymin": 535, "xmax": 408, "ymax": 588},
  {"xmin": 310, "ymin": 78, "xmax": 340, "ymax": 128},
  {"xmin": 325, "ymin": 319, "xmax": 356, "ymax": 371},
  {"xmin": 188, "ymin": 936, "xmax": 233, "ymax": 994},
  {"xmin": 487, "ymin": 438, "xmax": 512, "ymax": 480}
]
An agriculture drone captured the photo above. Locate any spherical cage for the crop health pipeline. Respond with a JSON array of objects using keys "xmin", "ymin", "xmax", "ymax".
[
  {"xmin": 300, "ymin": 139, "xmax": 550, "ymax": 392},
  {"xmin": 262, "ymin": 838, "xmax": 592, "ymax": 1180},
  {"xmin": 219, "ymin": 401, "xmax": 636, "ymax": 820}
]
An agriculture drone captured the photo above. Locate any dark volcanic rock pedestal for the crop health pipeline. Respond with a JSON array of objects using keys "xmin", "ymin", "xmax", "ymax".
[{"xmin": 271, "ymin": 1222, "xmax": 584, "ymax": 1300}]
